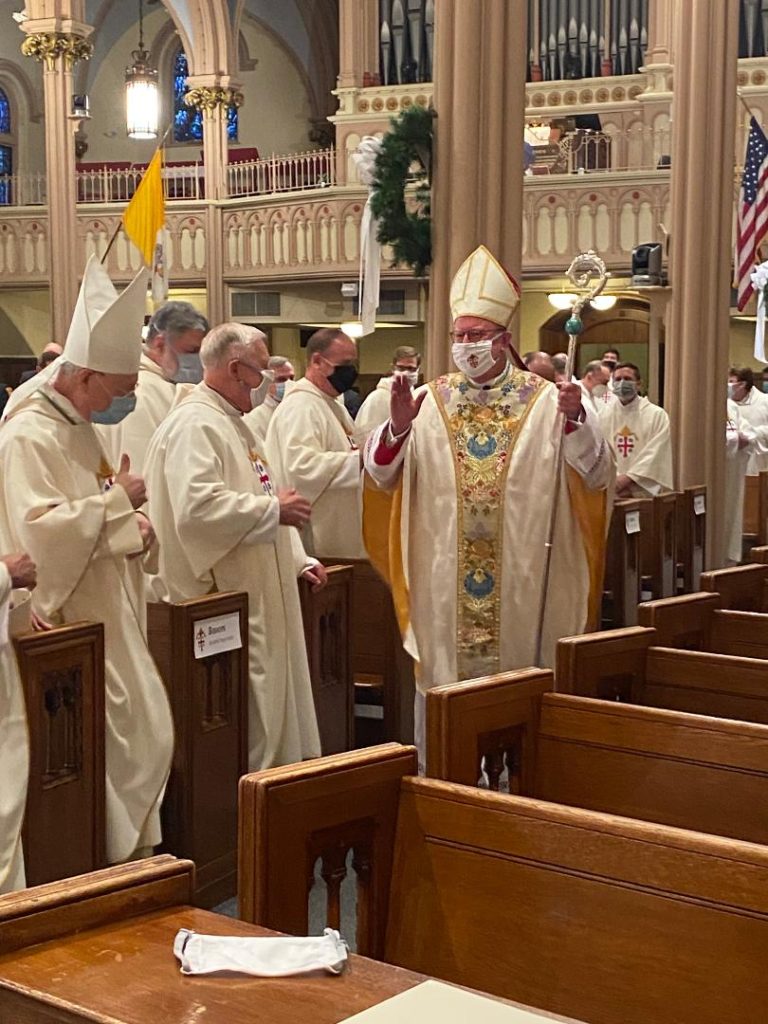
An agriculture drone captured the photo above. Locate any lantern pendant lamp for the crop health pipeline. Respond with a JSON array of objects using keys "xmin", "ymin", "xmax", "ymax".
[{"xmin": 125, "ymin": 0, "xmax": 159, "ymax": 139}]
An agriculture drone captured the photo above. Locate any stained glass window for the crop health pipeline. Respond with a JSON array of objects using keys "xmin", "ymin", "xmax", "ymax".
[
  {"xmin": 0, "ymin": 89, "xmax": 10, "ymax": 136},
  {"xmin": 173, "ymin": 49, "xmax": 238, "ymax": 144},
  {"xmin": 0, "ymin": 145, "xmax": 13, "ymax": 205}
]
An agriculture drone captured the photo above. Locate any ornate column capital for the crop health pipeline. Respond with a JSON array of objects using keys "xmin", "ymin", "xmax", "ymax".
[
  {"xmin": 21, "ymin": 32, "xmax": 93, "ymax": 71},
  {"xmin": 184, "ymin": 85, "xmax": 243, "ymax": 114}
]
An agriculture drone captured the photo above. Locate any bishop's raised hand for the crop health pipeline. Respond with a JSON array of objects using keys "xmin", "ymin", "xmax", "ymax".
[{"xmin": 390, "ymin": 373, "xmax": 426, "ymax": 436}]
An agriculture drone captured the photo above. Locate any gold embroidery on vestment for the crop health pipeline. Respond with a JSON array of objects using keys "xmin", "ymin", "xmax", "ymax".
[{"xmin": 431, "ymin": 370, "xmax": 546, "ymax": 680}]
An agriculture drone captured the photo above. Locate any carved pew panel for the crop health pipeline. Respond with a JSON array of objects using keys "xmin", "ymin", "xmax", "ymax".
[
  {"xmin": 602, "ymin": 498, "xmax": 642, "ymax": 627},
  {"xmin": 700, "ymin": 563, "xmax": 768, "ymax": 611},
  {"xmin": 14, "ymin": 623, "xmax": 106, "ymax": 886},
  {"xmin": 639, "ymin": 492, "xmax": 678, "ymax": 599},
  {"xmin": 238, "ymin": 743, "xmax": 416, "ymax": 960},
  {"xmin": 148, "ymin": 592, "xmax": 248, "ymax": 908},
  {"xmin": 299, "ymin": 564, "xmax": 354, "ymax": 754},
  {"xmin": 676, "ymin": 485, "xmax": 706, "ymax": 593},
  {"xmin": 644, "ymin": 647, "xmax": 768, "ymax": 723}
]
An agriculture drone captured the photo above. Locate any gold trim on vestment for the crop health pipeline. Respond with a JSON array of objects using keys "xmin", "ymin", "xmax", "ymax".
[{"xmin": 431, "ymin": 369, "xmax": 546, "ymax": 680}]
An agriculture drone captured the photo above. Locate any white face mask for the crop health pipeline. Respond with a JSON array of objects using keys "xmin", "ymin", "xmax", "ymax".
[
  {"xmin": 451, "ymin": 338, "xmax": 501, "ymax": 379},
  {"xmin": 395, "ymin": 370, "xmax": 419, "ymax": 388},
  {"xmin": 249, "ymin": 370, "xmax": 274, "ymax": 410}
]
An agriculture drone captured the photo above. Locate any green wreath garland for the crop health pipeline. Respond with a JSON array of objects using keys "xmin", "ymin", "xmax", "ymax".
[{"xmin": 370, "ymin": 105, "xmax": 434, "ymax": 276}]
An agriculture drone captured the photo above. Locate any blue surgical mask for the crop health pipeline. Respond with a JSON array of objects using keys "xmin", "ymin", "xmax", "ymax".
[
  {"xmin": 171, "ymin": 351, "xmax": 203, "ymax": 385},
  {"xmin": 612, "ymin": 379, "xmax": 638, "ymax": 402},
  {"xmin": 91, "ymin": 392, "xmax": 137, "ymax": 425},
  {"xmin": 762, "ymin": 381, "xmax": 768, "ymax": 394},
  {"xmin": 275, "ymin": 381, "xmax": 287, "ymax": 402}
]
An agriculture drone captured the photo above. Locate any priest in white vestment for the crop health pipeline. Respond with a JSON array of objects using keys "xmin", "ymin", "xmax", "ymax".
[
  {"xmin": 355, "ymin": 346, "xmax": 422, "ymax": 444},
  {"xmin": 244, "ymin": 354, "xmax": 295, "ymax": 449},
  {"xmin": 728, "ymin": 366, "xmax": 768, "ymax": 476},
  {"xmin": 598, "ymin": 362, "xmax": 673, "ymax": 498},
  {"xmin": 0, "ymin": 257, "xmax": 174, "ymax": 865},
  {"xmin": 266, "ymin": 328, "xmax": 366, "ymax": 559},
  {"xmin": 579, "ymin": 359, "xmax": 610, "ymax": 411},
  {"xmin": 95, "ymin": 301, "xmax": 208, "ymax": 474},
  {"xmin": 145, "ymin": 324, "xmax": 323, "ymax": 771},
  {"xmin": 363, "ymin": 246, "xmax": 613, "ymax": 752},
  {"xmin": 0, "ymin": 551, "xmax": 36, "ymax": 893},
  {"xmin": 725, "ymin": 399, "xmax": 756, "ymax": 565}
]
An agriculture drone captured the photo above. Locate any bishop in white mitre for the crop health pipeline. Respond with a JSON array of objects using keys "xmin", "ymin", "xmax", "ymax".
[
  {"xmin": 0, "ymin": 257, "xmax": 174, "ymax": 865},
  {"xmin": 363, "ymin": 246, "xmax": 613, "ymax": 749},
  {"xmin": 0, "ymin": 551, "xmax": 36, "ymax": 893},
  {"xmin": 598, "ymin": 363, "xmax": 673, "ymax": 498},
  {"xmin": 144, "ymin": 324, "xmax": 322, "ymax": 771}
]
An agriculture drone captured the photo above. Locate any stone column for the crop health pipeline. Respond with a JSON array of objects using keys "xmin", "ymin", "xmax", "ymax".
[
  {"xmin": 338, "ymin": 0, "xmax": 379, "ymax": 88},
  {"xmin": 426, "ymin": 0, "xmax": 528, "ymax": 377},
  {"xmin": 185, "ymin": 83, "xmax": 243, "ymax": 201},
  {"xmin": 665, "ymin": 0, "xmax": 740, "ymax": 567},
  {"xmin": 22, "ymin": 29, "xmax": 93, "ymax": 341}
]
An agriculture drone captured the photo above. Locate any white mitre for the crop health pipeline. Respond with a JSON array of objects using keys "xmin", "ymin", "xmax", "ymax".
[
  {"xmin": 2, "ymin": 259, "xmax": 149, "ymax": 422},
  {"xmin": 449, "ymin": 245, "xmax": 521, "ymax": 329},
  {"xmin": 63, "ymin": 256, "xmax": 149, "ymax": 374}
]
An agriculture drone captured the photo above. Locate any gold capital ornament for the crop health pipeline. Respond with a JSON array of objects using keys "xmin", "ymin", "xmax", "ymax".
[
  {"xmin": 21, "ymin": 32, "xmax": 93, "ymax": 71},
  {"xmin": 184, "ymin": 86, "xmax": 244, "ymax": 113}
]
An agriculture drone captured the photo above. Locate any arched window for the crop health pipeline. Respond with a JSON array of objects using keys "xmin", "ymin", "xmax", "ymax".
[
  {"xmin": 0, "ymin": 87, "xmax": 13, "ymax": 205},
  {"xmin": 172, "ymin": 49, "xmax": 238, "ymax": 144}
]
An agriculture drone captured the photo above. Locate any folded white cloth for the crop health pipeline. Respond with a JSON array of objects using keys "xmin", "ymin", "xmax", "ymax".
[{"xmin": 173, "ymin": 927, "xmax": 348, "ymax": 977}]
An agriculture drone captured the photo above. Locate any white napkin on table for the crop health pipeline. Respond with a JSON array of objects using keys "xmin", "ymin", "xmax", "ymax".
[{"xmin": 173, "ymin": 927, "xmax": 348, "ymax": 977}]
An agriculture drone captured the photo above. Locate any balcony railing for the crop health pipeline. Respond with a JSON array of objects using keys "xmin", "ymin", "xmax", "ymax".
[{"xmin": 227, "ymin": 149, "xmax": 336, "ymax": 198}]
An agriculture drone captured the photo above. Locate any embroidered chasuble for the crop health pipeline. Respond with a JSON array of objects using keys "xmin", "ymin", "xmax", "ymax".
[{"xmin": 364, "ymin": 368, "xmax": 613, "ymax": 688}]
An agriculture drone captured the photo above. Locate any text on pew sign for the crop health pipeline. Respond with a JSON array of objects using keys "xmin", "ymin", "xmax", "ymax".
[{"xmin": 194, "ymin": 612, "xmax": 242, "ymax": 659}]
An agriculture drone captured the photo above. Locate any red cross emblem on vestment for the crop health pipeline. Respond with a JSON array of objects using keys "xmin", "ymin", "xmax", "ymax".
[{"xmin": 616, "ymin": 426, "xmax": 635, "ymax": 458}]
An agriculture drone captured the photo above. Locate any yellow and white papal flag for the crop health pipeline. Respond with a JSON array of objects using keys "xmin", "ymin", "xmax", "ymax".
[{"xmin": 122, "ymin": 148, "xmax": 167, "ymax": 303}]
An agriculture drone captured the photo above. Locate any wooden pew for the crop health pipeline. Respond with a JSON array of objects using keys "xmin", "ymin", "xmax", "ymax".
[
  {"xmin": 676, "ymin": 484, "xmax": 706, "ymax": 592},
  {"xmin": 639, "ymin": 492, "xmax": 677, "ymax": 599},
  {"xmin": 638, "ymin": 590, "xmax": 768, "ymax": 661},
  {"xmin": 148, "ymin": 592, "xmax": 249, "ymax": 908},
  {"xmin": 700, "ymin": 563, "xmax": 768, "ymax": 611},
  {"xmin": 299, "ymin": 564, "xmax": 354, "ymax": 754},
  {"xmin": 743, "ymin": 470, "xmax": 768, "ymax": 547},
  {"xmin": 601, "ymin": 497, "xmax": 642, "ymax": 626},
  {"xmin": 557, "ymin": 624, "xmax": 768, "ymax": 724},
  {"xmin": 323, "ymin": 558, "xmax": 414, "ymax": 746},
  {"xmin": 0, "ymin": 856, "xmax": 465, "ymax": 1024},
  {"xmin": 239, "ymin": 744, "xmax": 768, "ymax": 1024},
  {"xmin": 425, "ymin": 668, "xmax": 768, "ymax": 846},
  {"xmin": 14, "ymin": 622, "xmax": 106, "ymax": 886}
]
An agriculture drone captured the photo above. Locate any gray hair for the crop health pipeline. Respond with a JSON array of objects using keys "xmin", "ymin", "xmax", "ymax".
[
  {"xmin": 583, "ymin": 360, "xmax": 604, "ymax": 376},
  {"xmin": 147, "ymin": 301, "xmax": 208, "ymax": 342},
  {"xmin": 268, "ymin": 355, "xmax": 292, "ymax": 370},
  {"xmin": 199, "ymin": 323, "xmax": 266, "ymax": 369}
]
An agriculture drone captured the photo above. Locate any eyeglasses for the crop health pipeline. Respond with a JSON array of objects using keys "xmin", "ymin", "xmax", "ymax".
[{"xmin": 449, "ymin": 329, "xmax": 504, "ymax": 344}]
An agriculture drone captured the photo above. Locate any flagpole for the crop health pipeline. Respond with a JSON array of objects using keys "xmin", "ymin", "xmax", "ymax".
[{"xmin": 100, "ymin": 122, "xmax": 173, "ymax": 265}]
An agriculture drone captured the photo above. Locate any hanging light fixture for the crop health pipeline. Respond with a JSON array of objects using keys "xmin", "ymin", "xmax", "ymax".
[{"xmin": 125, "ymin": 0, "xmax": 159, "ymax": 139}]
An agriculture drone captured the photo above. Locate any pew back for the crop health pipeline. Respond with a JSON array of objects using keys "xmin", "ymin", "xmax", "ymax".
[
  {"xmin": 299, "ymin": 564, "xmax": 354, "ymax": 754},
  {"xmin": 637, "ymin": 591, "xmax": 720, "ymax": 648},
  {"xmin": 15, "ymin": 622, "xmax": 106, "ymax": 885},
  {"xmin": 148, "ymin": 591, "xmax": 249, "ymax": 908},
  {"xmin": 240, "ymin": 747, "xmax": 768, "ymax": 1024},
  {"xmin": 602, "ymin": 498, "xmax": 642, "ymax": 627},
  {"xmin": 700, "ymin": 563, "xmax": 768, "ymax": 611},
  {"xmin": 427, "ymin": 673, "xmax": 768, "ymax": 845},
  {"xmin": 676, "ymin": 485, "xmax": 707, "ymax": 592}
]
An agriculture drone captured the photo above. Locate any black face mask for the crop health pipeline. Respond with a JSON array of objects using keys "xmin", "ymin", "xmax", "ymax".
[{"xmin": 327, "ymin": 363, "xmax": 358, "ymax": 394}]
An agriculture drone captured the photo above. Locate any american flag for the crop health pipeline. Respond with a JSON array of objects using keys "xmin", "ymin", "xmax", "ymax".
[{"xmin": 736, "ymin": 117, "xmax": 768, "ymax": 311}]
